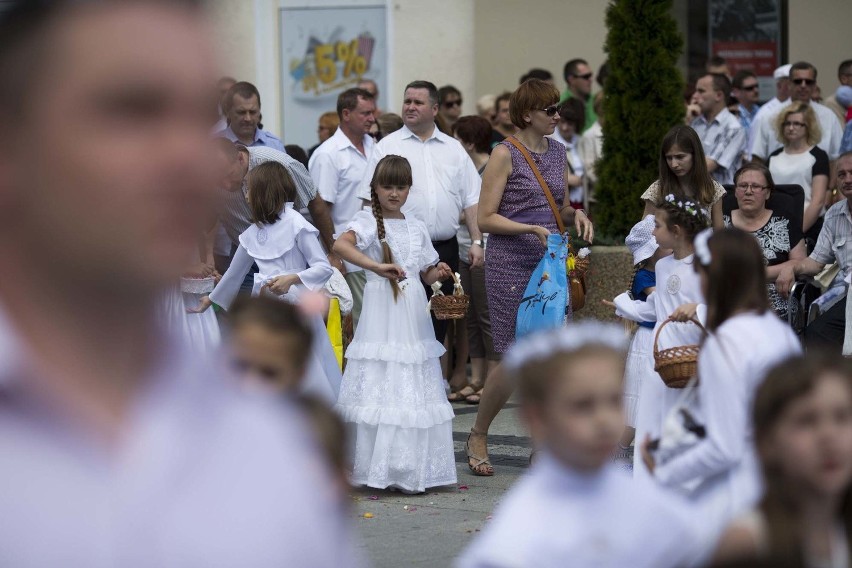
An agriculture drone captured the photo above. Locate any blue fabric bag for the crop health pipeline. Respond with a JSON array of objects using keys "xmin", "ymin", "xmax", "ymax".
[{"xmin": 515, "ymin": 233, "xmax": 570, "ymax": 339}]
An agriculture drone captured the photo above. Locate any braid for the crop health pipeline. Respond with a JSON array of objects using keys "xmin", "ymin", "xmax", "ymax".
[
  {"xmin": 659, "ymin": 198, "xmax": 709, "ymax": 241},
  {"xmin": 371, "ymin": 188, "xmax": 400, "ymax": 301}
]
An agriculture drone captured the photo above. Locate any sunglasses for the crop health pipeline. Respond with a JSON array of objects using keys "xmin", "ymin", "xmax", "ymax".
[
  {"xmin": 572, "ymin": 73, "xmax": 593, "ymax": 81},
  {"xmin": 792, "ymin": 78, "xmax": 816, "ymax": 86},
  {"xmin": 741, "ymin": 84, "xmax": 759, "ymax": 91},
  {"xmin": 540, "ymin": 104, "xmax": 563, "ymax": 117},
  {"xmin": 442, "ymin": 100, "xmax": 462, "ymax": 108}
]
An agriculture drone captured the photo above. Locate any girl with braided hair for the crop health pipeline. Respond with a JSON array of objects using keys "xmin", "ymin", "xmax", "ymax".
[
  {"xmin": 606, "ymin": 195, "xmax": 710, "ymax": 480},
  {"xmin": 333, "ymin": 155, "xmax": 456, "ymax": 493}
]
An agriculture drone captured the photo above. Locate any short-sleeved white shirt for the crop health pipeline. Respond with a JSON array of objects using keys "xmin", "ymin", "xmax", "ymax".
[
  {"xmin": 309, "ymin": 129, "xmax": 375, "ymax": 272},
  {"xmin": 357, "ymin": 124, "xmax": 481, "ymax": 241}
]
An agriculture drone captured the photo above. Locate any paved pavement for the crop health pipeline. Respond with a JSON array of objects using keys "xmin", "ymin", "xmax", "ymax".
[{"xmin": 349, "ymin": 400, "xmax": 532, "ymax": 568}]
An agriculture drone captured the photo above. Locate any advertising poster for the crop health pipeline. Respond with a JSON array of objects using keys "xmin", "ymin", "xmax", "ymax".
[
  {"xmin": 709, "ymin": 0, "xmax": 782, "ymax": 99},
  {"xmin": 280, "ymin": 5, "xmax": 387, "ymax": 149}
]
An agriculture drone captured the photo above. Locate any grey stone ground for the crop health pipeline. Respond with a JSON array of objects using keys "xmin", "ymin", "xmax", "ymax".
[{"xmin": 350, "ymin": 400, "xmax": 531, "ymax": 568}]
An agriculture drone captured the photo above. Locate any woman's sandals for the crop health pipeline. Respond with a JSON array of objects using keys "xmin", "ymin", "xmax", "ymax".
[{"xmin": 466, "ymin": 429, "xmax": 494, "ymax": 476}]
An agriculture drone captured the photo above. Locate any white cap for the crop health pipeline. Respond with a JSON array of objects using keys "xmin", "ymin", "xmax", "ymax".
[
  {"xmin": 774, "ymin": 64, "xmax": 791, "ymax": 80},
  {"xmin": 625, "ymin": 214, "xmax": 658, "ymax": 266}
]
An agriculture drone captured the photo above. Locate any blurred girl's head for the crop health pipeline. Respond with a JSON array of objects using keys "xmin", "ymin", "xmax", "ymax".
[
  {"xmin": 247, "ymin": 161, "xmax": 296, "ymax": 226},
  {"xmin": 659, "ymin": 125, "xmax": 716, "ymax": 206},
  {"xmin": 227, "ymin": 296, "xmax": 313, "ymax": 392},
  {"xmin": 694, "ymin": 227, "xmax": 768, "ymax": 331},
  {"xmin": 753, "ymin": 354, "xmax": 852, "ymax": 558},
  {"xmin": 508, "ymin": 322, "xmax": 628, "ymax": 472},
  {"xmin": 653, "ymin": 196, "xmax": 710, "ymax": 251}
]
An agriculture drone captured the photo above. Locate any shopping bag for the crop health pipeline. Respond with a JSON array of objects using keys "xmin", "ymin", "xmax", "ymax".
[{"xmin": 515, "ymin": 233, "xmax": 570, "ymax": 339}]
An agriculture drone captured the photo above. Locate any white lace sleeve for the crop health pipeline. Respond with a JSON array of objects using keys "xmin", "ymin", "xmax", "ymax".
[{"xmin": 336, "ymin": 210, "xmax": 378, "ymax": 251}]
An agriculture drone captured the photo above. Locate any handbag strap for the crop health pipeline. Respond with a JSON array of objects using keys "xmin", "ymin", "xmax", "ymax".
[{"xmin": 506, "ymin": 136, "xmax": 566, "ymax": 234}]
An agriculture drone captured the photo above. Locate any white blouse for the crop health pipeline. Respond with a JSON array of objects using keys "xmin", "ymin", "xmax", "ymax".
[
  {"xmin": 655, "ymin": 312, "xmax": 802, "ymax": 534},
  {"xmin": 210, "ymin": 204, "xmax": 332, "ymax": 309}
]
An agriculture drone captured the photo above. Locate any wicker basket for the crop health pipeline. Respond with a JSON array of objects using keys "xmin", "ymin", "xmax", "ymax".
[
  {"xmin": 430, "ymin": 294, "xmax": 470, "ymax": 320},
  {"xmin": 430, "ymin": 272, "xmax": 470, "ymax": 320},
  {"xmin": 653, "ymin": 318, "xmax": 705, "ymax": 388}
]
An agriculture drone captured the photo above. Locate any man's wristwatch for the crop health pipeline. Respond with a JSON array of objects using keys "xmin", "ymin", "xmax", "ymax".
[{"xmin": 472, "ymin": 239, "xmax": 483, "ymax": 247}]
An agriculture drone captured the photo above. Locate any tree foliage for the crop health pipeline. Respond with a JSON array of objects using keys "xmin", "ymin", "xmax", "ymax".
[{"xmin": 596, "ymin": 0, "xmax": 685, "ymax": 238}]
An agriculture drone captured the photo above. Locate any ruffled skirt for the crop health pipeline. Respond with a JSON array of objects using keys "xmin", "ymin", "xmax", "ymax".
[{"xmin": 335, "ymin": 278, "xmax": 457, "ymax": 492}]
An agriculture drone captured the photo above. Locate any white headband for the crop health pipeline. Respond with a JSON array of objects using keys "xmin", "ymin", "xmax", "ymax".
[
  {"xmin": 694, "ymin": 228, "xmax": 713, "ymax": 266},
  {"xmin": 504, "ymin": 321, "xmax": 628, "ymax": 372}
]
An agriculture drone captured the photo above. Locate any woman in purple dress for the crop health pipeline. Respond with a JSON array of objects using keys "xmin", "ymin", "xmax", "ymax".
[{"xmin": 466, "ymin": 79, "xmax": 594, "ymax": 475}]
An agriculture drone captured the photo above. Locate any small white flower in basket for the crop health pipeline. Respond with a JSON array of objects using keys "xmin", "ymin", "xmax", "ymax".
[{"xmin": 428, "ymin": 272, "xmax": 470, "ymax": 320}]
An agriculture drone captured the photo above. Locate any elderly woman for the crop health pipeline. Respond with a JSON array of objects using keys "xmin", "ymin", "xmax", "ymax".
[
  {"xmin": 465, "ymin": 79, "xmax": 594, "ymax": 476},
  {"xmin": 723, "ymin": 163, "xmax": 806, "ymax": 319},
  {"xmin": 767, "ymin": 102, "xmax": 829, "ymax": 241}
]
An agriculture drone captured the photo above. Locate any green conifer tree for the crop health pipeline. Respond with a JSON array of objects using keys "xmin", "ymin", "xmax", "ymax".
[{"xmin": 595, "ymin": 0, "xmax": 685, "ymax": 238}]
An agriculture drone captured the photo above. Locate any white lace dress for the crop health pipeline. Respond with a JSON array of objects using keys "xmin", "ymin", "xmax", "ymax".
[{"xmin": 335, "ymin": 211, "xmax": 457, "ymax": 493}]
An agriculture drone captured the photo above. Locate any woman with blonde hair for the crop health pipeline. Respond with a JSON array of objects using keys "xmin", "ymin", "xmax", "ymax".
[{"xmin": 767, "ymin": 102, "xmax": 830, "ymax": 240}]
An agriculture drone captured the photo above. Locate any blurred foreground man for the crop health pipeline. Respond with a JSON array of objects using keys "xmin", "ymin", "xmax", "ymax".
[{"xmin": 0, "ymin": 2, "xmax": 361, "ymax": 566}]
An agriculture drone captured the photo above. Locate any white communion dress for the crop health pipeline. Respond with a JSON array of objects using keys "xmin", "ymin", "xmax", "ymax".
[
  {"xmin": 456, "ymin": 453, "xmax": 712, "ymax": 568},
  {"xmin": 614, "ymin": 253, "xmax": 707, "ymax": 482},
  {"xmin": 159, "ymin": 278, "xmax": 221, "ymax": 358},
  {"xmin": 334, "ymin": 211, "xmax": 457, "ymax": 493},
  {"xmin": 209, "ymin": 204, "xmax": 341, "ymax": 404}
]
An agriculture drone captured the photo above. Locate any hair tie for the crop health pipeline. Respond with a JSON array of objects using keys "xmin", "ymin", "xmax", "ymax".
[{"xmin": 694, "ymin": 228, "xmax": 713, "ymax": 266}]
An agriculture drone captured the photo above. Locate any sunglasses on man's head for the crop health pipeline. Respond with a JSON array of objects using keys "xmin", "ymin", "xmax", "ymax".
[
  {"xmin": 792, "ymin": 78, "xmax": 816, "ymax": 86},
  {"xmin": 442, "ymin": 100, "xmax": 462, "ymax": 108}
]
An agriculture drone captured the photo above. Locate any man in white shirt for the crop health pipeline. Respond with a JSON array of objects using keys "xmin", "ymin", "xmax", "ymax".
[
  {"xmin": 0, "ymin": 2, "xmax": 361, "ymax": 566},
  {"xmin": 309, "ymin": 87, "xmax": 377, "ymax": 327},
  {"xmin": 358, "ymin": 80, "xmax": 484, "ymax": 342},
  {"xmin": 690, "ymin": 73, "xmax": 746, "ymax": 185},
  {"xmin": 751, "ymin": 61, "xmax": 843, "ymax": 162}
]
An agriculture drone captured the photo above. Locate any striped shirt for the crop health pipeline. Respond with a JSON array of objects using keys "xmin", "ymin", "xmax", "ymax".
[
  {"xmin": 810, "ymin": 199, "xmax": 852, "ymax": 277},
  {"xmin": 690, "ymin": 108, "xmax": 746, "ymax": 185},
  {"xmin": 218, "ymin": 146, "xmax": 318, "ymax": 246}
]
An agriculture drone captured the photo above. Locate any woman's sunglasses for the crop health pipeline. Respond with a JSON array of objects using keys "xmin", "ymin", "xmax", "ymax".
[{"xmin": 540, "ymin": 104, "xmax": 563, "ymax": 117}]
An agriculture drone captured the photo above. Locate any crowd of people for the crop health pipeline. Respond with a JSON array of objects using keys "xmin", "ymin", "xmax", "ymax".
[{"xmin": 5, "ymin": 1, "xmax": 852, "ymax": 567}]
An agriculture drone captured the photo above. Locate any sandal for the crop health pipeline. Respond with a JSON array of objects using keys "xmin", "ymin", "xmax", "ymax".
[
  {"xmin": 448, "ymin": 385, "xmax": 476, "ymax": 402},
  {"xmin": 466, "ymin": 429, "xmax": 494, "ymax": 476},
  {"xmin": 465, "ymin": 388, "xmax": 484, "ymax": 405}
]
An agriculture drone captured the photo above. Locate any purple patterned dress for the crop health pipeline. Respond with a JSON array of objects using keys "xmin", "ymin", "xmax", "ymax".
[{"xmin": 486, "ymin": 137, "xmax": 569, "ymax": 353}]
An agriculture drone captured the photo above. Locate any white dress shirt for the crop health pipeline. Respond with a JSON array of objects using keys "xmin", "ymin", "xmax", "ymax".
[
  {"xmin": 750, "ymin": 100, "xmax": 843, "ymax": 160},
  {"xmin": 357, "ymin": 124, "xmax": 481, "ymax": 241},
  {"xmin": 309, "ymin": 128, "xmax": 375, "ymax": 272},
  {"xmin": 0, "ymin": 305, "xmax": 361, "ymax": 568}
]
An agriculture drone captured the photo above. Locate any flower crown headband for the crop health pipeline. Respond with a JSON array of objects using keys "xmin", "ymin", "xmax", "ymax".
[
  {"xmin": 504, "ymin": 321, "xmax": 628, "ymax": 373},
  {"xmin": 663, "ymin": 194, "xmax": 709, "ymax": 219}
]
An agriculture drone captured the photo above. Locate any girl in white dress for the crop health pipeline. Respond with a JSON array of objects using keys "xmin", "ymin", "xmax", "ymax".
[
  {"xmin": 614, "ymin": 214, "xmax": 670, "ymax": 471},
  {"xmin": 191, "ymin": 161, "xmax": 341, "ymax": 404},
  {"xmin": 332, "ymin": 155, "xmax": 456, "ymax": 494},
  {"xmin": 609, "ymin": 196, "xmax": 710, "ymax": 481},
  {"xmin": 641, "ymin": 228, "xmax": 802, "ymax": 539},
  {"xmin": 714, "ymin": 354, "xmax": 852, "ymax": 568},
  {"xmin": 457, "ymin": 322, "xmax": 711, "ymax": 568}
]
